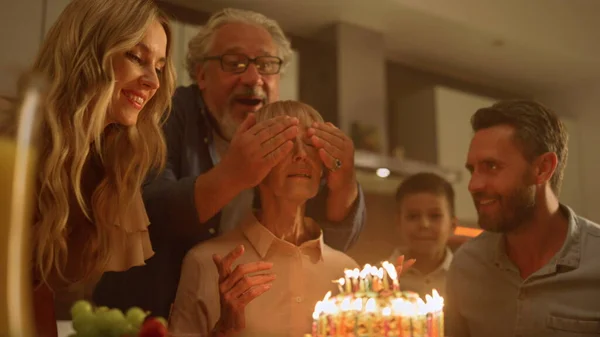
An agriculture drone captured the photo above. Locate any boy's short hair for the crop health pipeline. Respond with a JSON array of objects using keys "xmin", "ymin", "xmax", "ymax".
[{"xmin": 395, "ymin": 172, "xmax": 456, "ymax": 217}]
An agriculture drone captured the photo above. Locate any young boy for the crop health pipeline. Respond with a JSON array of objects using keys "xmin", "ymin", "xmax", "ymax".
[{"xmin": 389, "ymin": 172, "xmax": 457, "ymax": 298}]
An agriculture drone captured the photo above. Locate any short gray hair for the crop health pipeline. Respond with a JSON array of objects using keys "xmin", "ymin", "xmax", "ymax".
[
  {"xmin": 255, "ymin": 100, "xmax": 324, "ymax": 126},
  {"xmin": 186, "ymin": 8, "xmax": 293, "ymax": 81}
]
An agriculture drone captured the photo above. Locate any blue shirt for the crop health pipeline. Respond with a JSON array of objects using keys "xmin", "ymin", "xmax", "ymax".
[{"xmin": 93, "ymin": 84, "xmax": 366, "ymax": 318}]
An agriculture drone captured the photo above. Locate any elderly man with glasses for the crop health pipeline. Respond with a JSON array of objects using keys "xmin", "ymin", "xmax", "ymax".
[{"xmin": 92, "ymin": 8, "xmax": 366, "ymax": 319}]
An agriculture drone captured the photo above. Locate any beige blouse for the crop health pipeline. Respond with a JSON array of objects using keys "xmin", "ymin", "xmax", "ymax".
[{"xmin": 103, "ymin": 187, "xmax": 154, "ymax": 272}]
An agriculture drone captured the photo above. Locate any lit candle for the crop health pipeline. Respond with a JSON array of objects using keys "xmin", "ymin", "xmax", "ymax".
[
  {"xmin": 398, "ymin": 316, "xmax": 403, "ymax": 337},
  {"xmin": 427, "ymin": 313, "xmax": 433, "ymax": 337},
  {"xmin": 353, "ymin": 277, "xmax": 360, "ymax": 292},
  {"xmin": 382, "ymin": 307, "xmax": 391, "ymax": 337},
  {"xmin": 430, "ymin": 289, "xmax": 444, "ymax": 337},
  {"xmin": 312, "ymin": 299, "xmax": 322, "ymax": 337},
  {"xmin": 352, "ymin": 298, "xmax": 362, "ymax": 336},
  {"xmin": 365, "ymin": 298, "xmax": 377, "ymax": 336},
  {"xmin": 337, "ymin": 278, "xmax": 345, "ymax": 295},
  {"xmin": 374, "ymin": 277, "xmax": 380, "ymax": 292},
  {"xmin": 439, "ymin": 311, "xmax": 444, "ymax": 337},
  {"xmin": 344, "ymin": 270, "xmax": 352, "ymax": 294},
  {"xmin": 382, "ymin": 261, "xmax": 400, "ymax": 292},
  {"xmin": 382, "ymin": 271, "xmax": 389, "ymax": 290},
  {"xmin": 340, "ymin": 297, "xmax": 351, "ymax": 336},
  {"xmin": 320, "ymin": 314, "xmax": 327, "ymax": 336},
  {"xmin": 360, "ymin": 265, "xmax": 370, "ymax": 293},
  {"xmin": 327, "ymin": 315, "xmax": 336, "ymax": 336}
]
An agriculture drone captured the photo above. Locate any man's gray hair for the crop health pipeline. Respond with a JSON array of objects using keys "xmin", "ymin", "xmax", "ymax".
[{"xmin": 186, "ymin": 8, "xmax": 293, "ymax": 81}]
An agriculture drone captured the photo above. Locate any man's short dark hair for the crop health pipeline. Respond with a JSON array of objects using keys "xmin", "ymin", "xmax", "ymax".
[
  {"xmin": 471, "ymin": 99, "xmax": 568, "ymax": 194},
  {"xmin": 395, "ymin": 172, "xmax": 456, "ymax": 217}
]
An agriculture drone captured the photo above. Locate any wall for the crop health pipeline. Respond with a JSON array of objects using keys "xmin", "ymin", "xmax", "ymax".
[
  {"xmin": 0, "ymin": 0, "xmax": 74, "ymax": 98},
  {"xmin": 293, "ymin": 34, "xmax": 339, "ymax": 125},
  {"xmin": 537, "ymin": 85, "xmax": 596, "ymax": 220},
  {"xmin": 1, "ymin": 0, "xmax": 45, "ymax": 97},
  {"xmin": 559, "ymin": 117, "xmax": 583, "ymax": 214},
  {"xmin": 347, "ymin": 193, "xmax": 398, "ymax": 265},
  {"xmin": 434, "ymin": 87, "xmax": 497, "ymax": 224},
  {"xmin": 386, "ymin": 61, "xmax": 521, "ymax": 165},
  {"xmin": 389, "ymin": 87, "xmax": 437, "ymax": 163}
]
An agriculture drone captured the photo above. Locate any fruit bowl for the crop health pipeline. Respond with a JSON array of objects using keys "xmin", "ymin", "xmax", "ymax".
[{"xmin": 68, "ymin": 300, "xmax": 169, "ymax": 337}]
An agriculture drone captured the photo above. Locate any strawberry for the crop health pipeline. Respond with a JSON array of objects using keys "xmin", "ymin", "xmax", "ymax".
[{"xmin": 138, "ymin": 317, "xmax": 167, "ymax": 337}]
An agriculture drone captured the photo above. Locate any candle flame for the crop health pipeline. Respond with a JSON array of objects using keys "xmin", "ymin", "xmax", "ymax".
[
  {"xmin": 340, "ymin": 297, "xmax": 352, "ymax": 312},
  {"xmin": 317, "ymin": 262, "xmax": 444, "ymax": 321},
  {"xmin": 360, "ymin": 267, "xmax": 370, "ymax": 278},
  {"xmin": 312, "ymin": 301, "xmax": 322, "ymax": 319},
  {"xmin": 429, "ymin": 289, "xmax": 444, "ymax": 311},
  {"xmin": 381, "ymin": 261, "xmax": 398, "ymax": 282},
  {"xmin": 365, "ymin": 298, "xmax": 377, "ymax": 313},
  {"xmin": 351, "ymin": 298, "xmax": 363, "ymax": 311},
  {"xmin": 314, "ymin": 288, "xmax": 444, "ymax": 318}
]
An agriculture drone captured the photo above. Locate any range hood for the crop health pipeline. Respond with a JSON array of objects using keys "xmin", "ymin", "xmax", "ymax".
[{"xmin": 353, "ymin": 150, "xmax": 463, "ymax": 195}]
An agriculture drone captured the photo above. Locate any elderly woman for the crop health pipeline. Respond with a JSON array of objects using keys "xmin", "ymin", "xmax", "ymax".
[{"xmin": 169, "ymin": 101, "xmax": 359, "ymax": 336}]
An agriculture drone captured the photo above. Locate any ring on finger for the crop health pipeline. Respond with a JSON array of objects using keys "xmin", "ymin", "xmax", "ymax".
[{"xmin": 330, "ymin": 158, "xmax": 342, "ymax": 172}]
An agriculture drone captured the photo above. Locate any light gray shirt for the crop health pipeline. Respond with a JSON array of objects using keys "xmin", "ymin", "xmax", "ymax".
[
  {"xmin": 388, "ymin": 246, "xmax": 453, "ymax": 299},
  {"xmin": 446, "ymin": 205, "xmax": 600, "ymax": 337}
]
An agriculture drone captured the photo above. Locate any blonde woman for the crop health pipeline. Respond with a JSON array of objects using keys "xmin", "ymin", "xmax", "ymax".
[{"xmin": 28, "ymin": 0, "xmax": 175, "ymax": 335}]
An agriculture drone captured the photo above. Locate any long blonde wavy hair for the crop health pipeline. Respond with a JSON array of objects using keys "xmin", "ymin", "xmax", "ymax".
[{"xmin": 31, "ymin": 0, "xmax": 176, "ymax": 287}]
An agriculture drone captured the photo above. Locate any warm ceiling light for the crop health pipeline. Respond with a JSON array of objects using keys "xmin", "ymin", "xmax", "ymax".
[
  {"xmin": 376, "ymin": 168, "xmax": 390, "ymax": 178},
  {"xmin": 454, "ymin": 226, "xmax": 483, "ymax": 238}
]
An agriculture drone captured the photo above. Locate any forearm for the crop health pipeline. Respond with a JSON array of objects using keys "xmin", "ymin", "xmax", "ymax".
[
  {"xmin": 194, "ymin": 163, "xmax": 243, "ymax": 224},
  {"xmin": 326, "ymin": 176, "xmax": 359, "ymax": 222},
  {"xmin": 312, "ymin": 182, "xmax": 365, "ymax": 252}
]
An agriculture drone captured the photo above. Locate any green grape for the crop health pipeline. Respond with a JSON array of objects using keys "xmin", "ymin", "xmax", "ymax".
[
  {"xmin": 77, "ymin": 331, "xmax": 101, "ymax": 337},
  {"xmin": 125, "ymin": 307, "xmax": 147, "ymax": 328},
  {"xmin": 155, "ymin": 316, "xmax": 168, "ymax": 327},
  {"xmin": 70, "ymin": 300, "xmax": 93, "ymax": 318},
  {"xmin": 96, "ymin": 308, "xmax": 128, "ymax": 337},
  {"xmin": 122, "ymin": 323, "xmax": 139, "ymax": 337},
  {"xmin": 72, "ymin": 311, "xmax": 96, "ymax": 334},
  {"xmin": 95, "ymin": 306, "xmax": 109, "ymax": 313}
]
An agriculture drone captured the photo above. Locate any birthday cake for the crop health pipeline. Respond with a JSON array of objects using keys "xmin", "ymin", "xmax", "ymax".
[{"xmin": 310, "ymin": 261, "xmax": 444, "ymax": 337}]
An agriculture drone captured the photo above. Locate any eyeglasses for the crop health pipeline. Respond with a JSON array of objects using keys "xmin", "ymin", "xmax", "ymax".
[{"xmin": 203, "ymin": 53, "xmax": 283, "ymax": 75}]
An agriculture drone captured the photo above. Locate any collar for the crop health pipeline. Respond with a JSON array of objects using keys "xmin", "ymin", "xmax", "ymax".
[
  {"xmin": 195, "ymin": 86, "xmax": 216, "ymax": 137},
  {"xmin": 241, "ymin": 211, "xmax": 325, "ymax": 261},
  {"xmin": 405, "ymin": 247, "xmax": 454, "ymax": 277},
  {"xmin": 195, "ymin": 87, "xmax": 227, "ymax": 165},
  {"xmin": 493, "ymin": 204, "xmax": 582, "ymax": 272}
]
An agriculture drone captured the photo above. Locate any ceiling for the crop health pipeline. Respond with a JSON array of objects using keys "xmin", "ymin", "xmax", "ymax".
[{"xmin": 166, "ymin": 0, "xmax": 600, "ymax": 96}]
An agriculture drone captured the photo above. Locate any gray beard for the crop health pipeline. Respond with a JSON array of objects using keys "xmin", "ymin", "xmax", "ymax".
[
  {"xmin": 213, "ymin": 103, "xmax": 243, "ymax": 142},
  {"xmin": 218, "ymin": 112, "xmax": 238, "ymax": 142}
]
